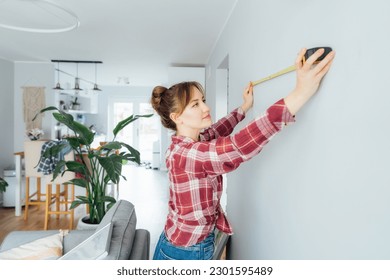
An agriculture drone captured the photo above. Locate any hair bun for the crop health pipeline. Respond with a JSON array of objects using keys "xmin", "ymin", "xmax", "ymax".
[
  {"xmin": 151, "ymin": 86, "xmax": 167, "ymax": 111},
  {"xmin": 152, "ymin": 86, "xmax": 167, "ymax": 98}
]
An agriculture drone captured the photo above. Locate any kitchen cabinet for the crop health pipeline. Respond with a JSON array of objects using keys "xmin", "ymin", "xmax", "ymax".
[{"xmin": 56, "ymin": 90, "xmax": 98, "ymax": 114}]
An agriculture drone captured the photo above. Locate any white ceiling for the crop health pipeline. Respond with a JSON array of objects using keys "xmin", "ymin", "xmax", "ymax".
[{"xmin": 0, "ymin": 0, "xmax": 237, "ymax": 87}]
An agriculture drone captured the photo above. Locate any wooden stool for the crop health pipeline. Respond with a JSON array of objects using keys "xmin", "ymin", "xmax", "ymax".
[
  {"xmin": 44, "ymin": 182, "xmax": 75, "ymax": 230},
  {"xmin": 44, "ymin": 151, "xmax": 76, "ymax": 230},
  {"xmin": 23, "ymin": 141, "xmax": 47, "ymax": 221}
]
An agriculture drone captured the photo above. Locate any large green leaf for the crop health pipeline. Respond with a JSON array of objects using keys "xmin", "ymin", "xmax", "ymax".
[
  {"xmin": 65, "ymin": 160, "xmax": 88, "ymax": 176},
  {"xmin": 113, "ymin": 113, "xmax": 153, "ymax": 138},
  {"xmin": 65, "ymin": 137, "xmax": 84, "ymax": 150},
  {"xmin": 51, "ymin": 160, "xmax": 67, "ymax": 181},
  {"xmin": 97, "ymin": 155, "xmax": 123, "ymax": 184},
  {"xmin": 101, "ymin": 196, "xmax": 116, "ymax": 204},
  {"xmin": 120, "ymin": 142, "xmax": 141, "ymax": 164},
  {"xmin": 68, "ymin": 178, "xmax": 88, "ymax": 188},
  {"xmin": 32, "ymin": 106, "xmax": 59, "ymax": 121},
  {"xmin": 71, "ymin": 122, "xmax": 95, "ymax": 145},
  {"xmin": 53, "ymin": 111, "xmax": 74, "ymax": 127},
  {"xmin": 0, "ymin": 177, "xmax": 8, "ymax": 192},
  {"xmin": 103, "ymin": 174, "xmax": 111, "ymax": 185},
  {"xmin": 70, "ymin": 196, "xmax": 90, "ymax": 209},
  {"xmin": 52, "ymin": 111, "xmax": 94, "ymax": 145},
  {"xmin": 101, "ymin": 141, "xmax": 122, "ymax": 150}
]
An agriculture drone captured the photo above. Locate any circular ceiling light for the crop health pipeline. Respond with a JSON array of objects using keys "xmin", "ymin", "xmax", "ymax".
[{"xmin": 0, "ymin": 0, "xmax": 80, "ymax": 33}]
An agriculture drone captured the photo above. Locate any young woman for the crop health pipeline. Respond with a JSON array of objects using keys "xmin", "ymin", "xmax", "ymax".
[{"xmin": 150, "ymin": 48, "xmax": 335, "ymax": 260}]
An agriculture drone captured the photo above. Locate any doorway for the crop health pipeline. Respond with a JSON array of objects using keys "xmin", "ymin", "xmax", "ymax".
[
  {"xmin": 108, "ymin": 98, "xmax": 160, "ymax": 163},
  {"xmin": 216, "ymin": 55, "xmax": 229, "ymax": 211}
]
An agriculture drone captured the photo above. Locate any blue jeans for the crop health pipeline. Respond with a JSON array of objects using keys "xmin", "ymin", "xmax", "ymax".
[{"xmin": 153, "ymin": 231, "xmax": 215, "ymax": 260}]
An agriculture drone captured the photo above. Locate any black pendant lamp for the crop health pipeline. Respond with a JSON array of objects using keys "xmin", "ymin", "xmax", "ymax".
[
  {"xmin": 53, "ymin": 62, "xmax": 64, "ymax": 90},
  {"xmin": 73, "ymin": 63, "xmax": 83, "ymax": 91},
  {"xmin": 93, "ymin": 62, "xmax": 102, "ymax": 91}
]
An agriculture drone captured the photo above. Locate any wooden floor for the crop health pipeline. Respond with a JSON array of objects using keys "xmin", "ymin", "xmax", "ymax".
[
  {"xmin": 0, "ymin": 165, "xmax": 169, "ymax": 257},
  {"xmin": 0, "ymin": 165, "xmax": 229, "ymax": 259},
  {"xmin": 0, "ymin": 204, "xmax": 86, "ymax": 245}
]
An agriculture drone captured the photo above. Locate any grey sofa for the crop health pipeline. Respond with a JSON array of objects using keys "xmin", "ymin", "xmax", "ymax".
[{"xmin": 0, "ymin": 199, "xmax": 150, "ymax": 260}]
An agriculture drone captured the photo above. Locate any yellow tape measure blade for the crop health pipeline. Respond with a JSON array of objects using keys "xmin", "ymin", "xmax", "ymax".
[{"xmin": 252, "ymin": 64, "xmax": 296, "ymax": 86}]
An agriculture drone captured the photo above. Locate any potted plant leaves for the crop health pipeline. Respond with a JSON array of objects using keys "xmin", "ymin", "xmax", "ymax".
[
  {"xmin": 33, "ymin": 106, "xmax": 152, "ymax": 224},
  {"xmin": 0, "ymin": 177, "xmax": 8, "ymax": 193}
]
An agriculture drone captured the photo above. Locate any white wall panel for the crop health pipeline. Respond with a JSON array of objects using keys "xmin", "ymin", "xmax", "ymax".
[{"xmin": 207, "ymin": 0, "xmax": 390, "ymax": 259}]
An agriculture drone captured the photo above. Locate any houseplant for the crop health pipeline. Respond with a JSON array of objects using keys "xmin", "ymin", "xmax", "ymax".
[
  {"xmin": 33, "ymin": 106, "xmax": 152, "ymax": 224},
  {"xmin": 0, "ymin": 177, "xmax": 8, "ymax": 193}
]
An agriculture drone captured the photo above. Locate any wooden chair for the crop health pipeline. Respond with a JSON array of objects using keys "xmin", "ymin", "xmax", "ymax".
[
  {"xmin": 44, "ymin": 150, "xmax": 76, "ymax": 230},
  {"xmin": 23, "ymin": 140, "xmax": 47, "ymax": 220}
]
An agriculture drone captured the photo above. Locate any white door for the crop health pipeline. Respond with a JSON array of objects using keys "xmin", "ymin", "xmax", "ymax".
[
  {"xmin": 138, "ymin": 102, "xmax": 160, "ymax": 163},
  {"xmin": 108, "ymin": 98, "xmax": 159, "ymax": 163}
]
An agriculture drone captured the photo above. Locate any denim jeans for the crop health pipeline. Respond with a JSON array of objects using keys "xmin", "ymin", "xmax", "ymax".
[{"xmin": 153, "ymin": 231, "xmax": 215, "ymax": 260}]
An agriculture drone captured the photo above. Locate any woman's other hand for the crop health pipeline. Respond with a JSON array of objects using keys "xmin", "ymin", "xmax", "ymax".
[
  {"xmin": 284, "ymin": 48, "xmax": 335, "ymax": 115},
  {"xmin": 241, "ymin": 82, "xmax": 254, "ymax": 113}
]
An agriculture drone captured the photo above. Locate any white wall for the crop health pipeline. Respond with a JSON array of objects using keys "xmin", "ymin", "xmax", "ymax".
[
  {"xmin": 206, "ymin": 0, "xmax": 390, "ymax": 259},
  {"xmin": 0, "ymin": 58, "xmax": 14, "ymax": 173}
]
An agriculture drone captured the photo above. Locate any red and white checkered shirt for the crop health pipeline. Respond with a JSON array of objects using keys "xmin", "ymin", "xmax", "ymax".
[{"xmin": 164, "ymin": 98, "xmax": 295, "ymax": 246}]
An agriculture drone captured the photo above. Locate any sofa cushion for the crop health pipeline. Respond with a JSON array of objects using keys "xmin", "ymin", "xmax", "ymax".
[
  {"xmin": 97, "ymin": 199, "xmax": 137, "ymax": 260},
  {"xmin": 129, "ymin": 229, "xmax": 150, "ymax": 260},
  {"xmin": 0, "ymin": 230, "xmax": 58, "ymax": 252},
  {"xmin": 59, "ymin": 223, "xmax": 113, "ymax": 260},
  {"xmin": 0, "ymin": 230, "xmax": 65, "ymax": 260},
  {"xmin": 63, "ymin": 230, "xmax": 94, "ymax": 253}
]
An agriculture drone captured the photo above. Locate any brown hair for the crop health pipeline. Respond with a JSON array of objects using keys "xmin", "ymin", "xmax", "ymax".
[{"xmin": 150, "ymin": 81, "xmax": 204, "ymax": 130}]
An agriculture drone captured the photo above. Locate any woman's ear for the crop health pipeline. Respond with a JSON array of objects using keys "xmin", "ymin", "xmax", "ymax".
[{"xmin": 170, "ymin": 112, "xmax": 181, "ymax": 125}]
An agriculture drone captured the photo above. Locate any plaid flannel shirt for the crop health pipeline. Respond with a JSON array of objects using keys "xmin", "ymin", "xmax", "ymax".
[
  {"xmin": 37, "ymin": 140, "xmax": 61, "ymax": 175},
  {"xmin": 37, "ymin": 140, "xmax": 71, "ymax": 175},
  {"xmin": 164, "ymin": 99, "xmax": 295, "ymax": 247}
]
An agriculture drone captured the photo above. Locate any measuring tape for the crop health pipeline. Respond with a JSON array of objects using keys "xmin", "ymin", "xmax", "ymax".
[{"xmin": 251, "ymin": 47, "xmax": 332, "ymax": 86}]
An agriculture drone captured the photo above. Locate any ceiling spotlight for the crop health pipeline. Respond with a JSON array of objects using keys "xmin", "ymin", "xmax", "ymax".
[{"xmin": 116, "ymin": 76, "xmax": 130, "ymax": 85}]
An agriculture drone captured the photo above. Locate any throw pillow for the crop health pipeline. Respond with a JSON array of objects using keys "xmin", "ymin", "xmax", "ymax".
[{"xmin": 0, "ymin": 230, "xmax": 67, "ymax": 260}]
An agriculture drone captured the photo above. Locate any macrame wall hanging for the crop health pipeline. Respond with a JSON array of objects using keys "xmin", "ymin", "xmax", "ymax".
[{"xmin": 23, "ymin": 86, "xmax": 46, "ymax": 130}]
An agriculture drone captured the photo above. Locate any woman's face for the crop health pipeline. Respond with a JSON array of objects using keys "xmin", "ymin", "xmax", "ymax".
[{"xmin": 176, "ymin": 87, "xmax": 212, "ymax": 132}]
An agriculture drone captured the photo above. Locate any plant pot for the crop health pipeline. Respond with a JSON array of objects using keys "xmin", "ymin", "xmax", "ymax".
[
  {"xmin": 76, "ymin": 215, "xmax": 100, "ymax": 230},
  {"xmin": 72, "ymin": 104, "xmax": 80, "ymax": 110}
]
